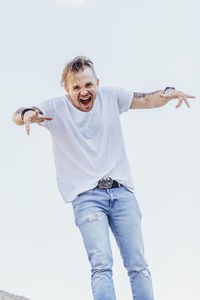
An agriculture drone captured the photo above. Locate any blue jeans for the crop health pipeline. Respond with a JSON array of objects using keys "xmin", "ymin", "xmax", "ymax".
[{"xmin": 72, "ymin": 186, "xmax": 154, "ymax": 300}]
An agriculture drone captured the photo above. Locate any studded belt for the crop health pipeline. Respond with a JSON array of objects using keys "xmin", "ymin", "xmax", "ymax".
[{"xmin": 96, "ymin": 177, "xmax": 122, "ymax": 189}]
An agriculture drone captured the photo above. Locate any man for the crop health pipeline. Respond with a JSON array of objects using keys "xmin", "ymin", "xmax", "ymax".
[{"xmin": 13, "ymin": 56, "xmax": 195, "ymax": 300}]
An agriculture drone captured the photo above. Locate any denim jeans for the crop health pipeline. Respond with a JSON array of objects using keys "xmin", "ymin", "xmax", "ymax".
[{"xmin": 72, "ymin": 185, "xmax": 154, "ymax": 300}]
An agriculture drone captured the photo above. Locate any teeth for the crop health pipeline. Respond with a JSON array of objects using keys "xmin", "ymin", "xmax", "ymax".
[
  {"xmin": 80, "ymin": 97, "xmax": 91, "ymax": 102},
  {"xmin": 81, "ymin": 98, "xmax": 90, "ymax": 101}
]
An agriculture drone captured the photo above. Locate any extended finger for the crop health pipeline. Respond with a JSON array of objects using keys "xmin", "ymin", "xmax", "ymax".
[
  {"xmin": 35, "ymin": 116, "xmax": 53, "ymax": 122},
  {"xmin": 43, "ymin": 116, "xmax": 52, "ymax": 120},
  {"xmin": 183, "ymin": 94, "xmax": 195, "ymax": 99},
  {"xmin": 182, "ymin": 96, "xmax": 190, "ymax": 108},
  {"xmin": 175, "ymin": 98, "xmax": 183, "ymax": 108},
  {"xmin": 36, "ymin": 117, "xmax": 52, "ymax": 123},
  {"xmin": 35, "ymin": 110, "xmax": 39, "ymax": 117},
  {"xmin": 25, "ymin": 120, "xmax": 31, "ymax": 135}
]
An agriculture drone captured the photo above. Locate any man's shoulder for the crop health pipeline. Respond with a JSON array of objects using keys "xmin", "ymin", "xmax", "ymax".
[
  {"xmin": 100, "ymin": 85, "xmax": 120, "ymax": 93},
  {"xmin": 36, "ymin": 95, "xmax": 66, "ymax": 116},
  {"xmin": 99, "ymin": 86, "xmax": 133, "ymax": 114},
  {"xmin": 39, "ymin": 95, "xmax": 66, "ymax": 108},
  {"xmin": 99, "ymin": 86, "xmax": 121, "ymax": 98},
  {"xmin": 44, "ymin": 95, "xmax": 66, "ymax": 104}
]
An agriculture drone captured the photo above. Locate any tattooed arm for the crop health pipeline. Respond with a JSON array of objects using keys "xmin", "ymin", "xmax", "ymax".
[
  {"xmin": 130, "ymin": 88, "xmax": 195, "ymax": 109},
  {"xmin": 130, "ymin": 90, "xmax": 167, "ymax": 109}
]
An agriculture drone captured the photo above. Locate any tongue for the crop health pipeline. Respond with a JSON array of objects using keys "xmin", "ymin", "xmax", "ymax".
[{"xmin": 82, "ymin": 100, "xmax": 90, "ymax": 105}]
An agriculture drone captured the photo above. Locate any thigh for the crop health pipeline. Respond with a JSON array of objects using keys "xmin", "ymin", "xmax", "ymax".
[
  {"xmin": 72, "ymin": 190, "xmax": 113, "ymax": 268},
  {"xmin": 109, "ymin": 187, "xmax": 148, "ymax": 271}
]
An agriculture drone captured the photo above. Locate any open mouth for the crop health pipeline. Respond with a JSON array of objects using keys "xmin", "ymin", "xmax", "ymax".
[{"xmin": 79, "ymin": 96, "xmax": 92, "ymax": 105}]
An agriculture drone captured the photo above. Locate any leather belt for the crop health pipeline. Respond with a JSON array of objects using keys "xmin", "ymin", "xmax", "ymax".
[{"xmin": 96, "ymin": 177, "xmax": 122, "ymax": 189}]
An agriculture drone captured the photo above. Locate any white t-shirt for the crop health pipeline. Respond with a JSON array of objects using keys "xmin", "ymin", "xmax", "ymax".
[{"xmin": 37, "ymin": 86, "xmax": 134, "ymax": 204}]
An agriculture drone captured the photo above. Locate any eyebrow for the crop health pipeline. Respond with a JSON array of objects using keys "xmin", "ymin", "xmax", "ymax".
[{"xmin": 73, "ymin": 82, "xmax": 93, "ymax": 88}]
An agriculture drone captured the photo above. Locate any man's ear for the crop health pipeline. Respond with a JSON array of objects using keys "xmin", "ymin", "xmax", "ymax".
[
  {"xmin": 96, "ymin": 79, "xmax": 99, "ymax": 87},
  {"xmin": 65, "ymin": 86, "xmax": 69, "ymax": 94}
]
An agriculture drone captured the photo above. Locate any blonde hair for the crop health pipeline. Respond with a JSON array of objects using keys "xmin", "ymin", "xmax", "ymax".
[{"xmin": 61, "ymin": 56, "xmax": 97, "ymax": 87}]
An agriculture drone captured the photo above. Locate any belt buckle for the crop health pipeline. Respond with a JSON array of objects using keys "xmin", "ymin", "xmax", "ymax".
[{"xmin": 98, "ymin": 177, "xmax": 113, "ymax": 189}]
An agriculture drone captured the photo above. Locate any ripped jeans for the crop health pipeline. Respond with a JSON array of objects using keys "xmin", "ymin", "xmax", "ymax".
[{"xmin": 72, "ymin": 186, "xmax": 154, "ymax": 300}]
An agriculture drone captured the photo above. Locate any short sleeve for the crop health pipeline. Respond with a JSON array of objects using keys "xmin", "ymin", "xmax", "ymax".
[{"xmin": 113, "ymin": 87, "xmax": 133, "ymax": 114}]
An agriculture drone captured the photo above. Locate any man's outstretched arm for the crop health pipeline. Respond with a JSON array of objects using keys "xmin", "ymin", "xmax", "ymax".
[
  {"xmin": 12, "ymin": 107, "xmax": 52, "ymax": 135},
  {"xmin": 130, "ymin": 88, "xmax": 195, "ymax": 109}
]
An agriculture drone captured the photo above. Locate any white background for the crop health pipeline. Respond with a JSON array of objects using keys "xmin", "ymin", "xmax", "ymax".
[{"xmin": 0, "ymin": 0, "xmax": 200, "ymax": 299}]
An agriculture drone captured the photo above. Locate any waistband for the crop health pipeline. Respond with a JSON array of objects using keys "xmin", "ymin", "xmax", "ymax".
[{"xmin": 95, "ymin": 177, "xmax": 122, "ymax": 189}]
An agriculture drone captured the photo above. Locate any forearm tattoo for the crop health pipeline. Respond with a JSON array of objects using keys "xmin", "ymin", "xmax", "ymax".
[{"xmin": 133, "ymin": 90, "xmax": 164, "ymax": 99}]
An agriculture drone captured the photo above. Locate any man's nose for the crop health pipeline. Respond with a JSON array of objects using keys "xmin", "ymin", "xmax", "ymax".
[{"xmin": 80, "ymin": 88, "xmax": 88, "ymax": 95}]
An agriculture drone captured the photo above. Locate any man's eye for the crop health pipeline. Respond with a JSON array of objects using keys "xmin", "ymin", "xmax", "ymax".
[
  {"xmin": 86, "ymin": 83, "xmax": 92, "ymax": 87},
  {"xmin": 73, "ymin": 86, "xmax": 79, "ymax": 90}
]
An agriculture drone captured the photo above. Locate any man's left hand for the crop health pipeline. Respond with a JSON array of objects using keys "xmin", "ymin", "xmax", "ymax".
[{"xmin": 160, "ymin": 89, "xmax": 195, "ymax": 108}]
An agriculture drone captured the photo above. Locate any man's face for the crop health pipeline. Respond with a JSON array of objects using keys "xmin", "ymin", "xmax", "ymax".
[{"xmin": 65, "ymin": 67, "xmax": 99, "ymax": 112}]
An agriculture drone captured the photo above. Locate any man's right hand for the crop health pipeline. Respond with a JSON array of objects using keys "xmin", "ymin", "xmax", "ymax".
[{"xmin": 23, "ymin": 109, "xmax": 52, "ymax": 135}]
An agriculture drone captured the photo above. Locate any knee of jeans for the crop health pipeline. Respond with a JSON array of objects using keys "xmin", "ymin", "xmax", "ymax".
[
  {"xmin": 91, "ymin": 266, "xmax": 113, "ymax": 279},
  {"xmin": 128, "ymin": 266, "xmax": 152, "ymax": 279},
  {"xmin": 90, "ymin": 248, "xmax": 113, "ymax": 270},
  {"xmin": 89, "ymin": 246, "xmax": 114, "ymax": 276},
  {"xmin": 91, "ymin": 259, "xmax": 113, "ymax": 277}
]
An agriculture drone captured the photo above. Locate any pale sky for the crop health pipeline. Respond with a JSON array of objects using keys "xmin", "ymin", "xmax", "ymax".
[{"xmin": 1, "ymin": 0, "xmax": 200, "ymax": 299}]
